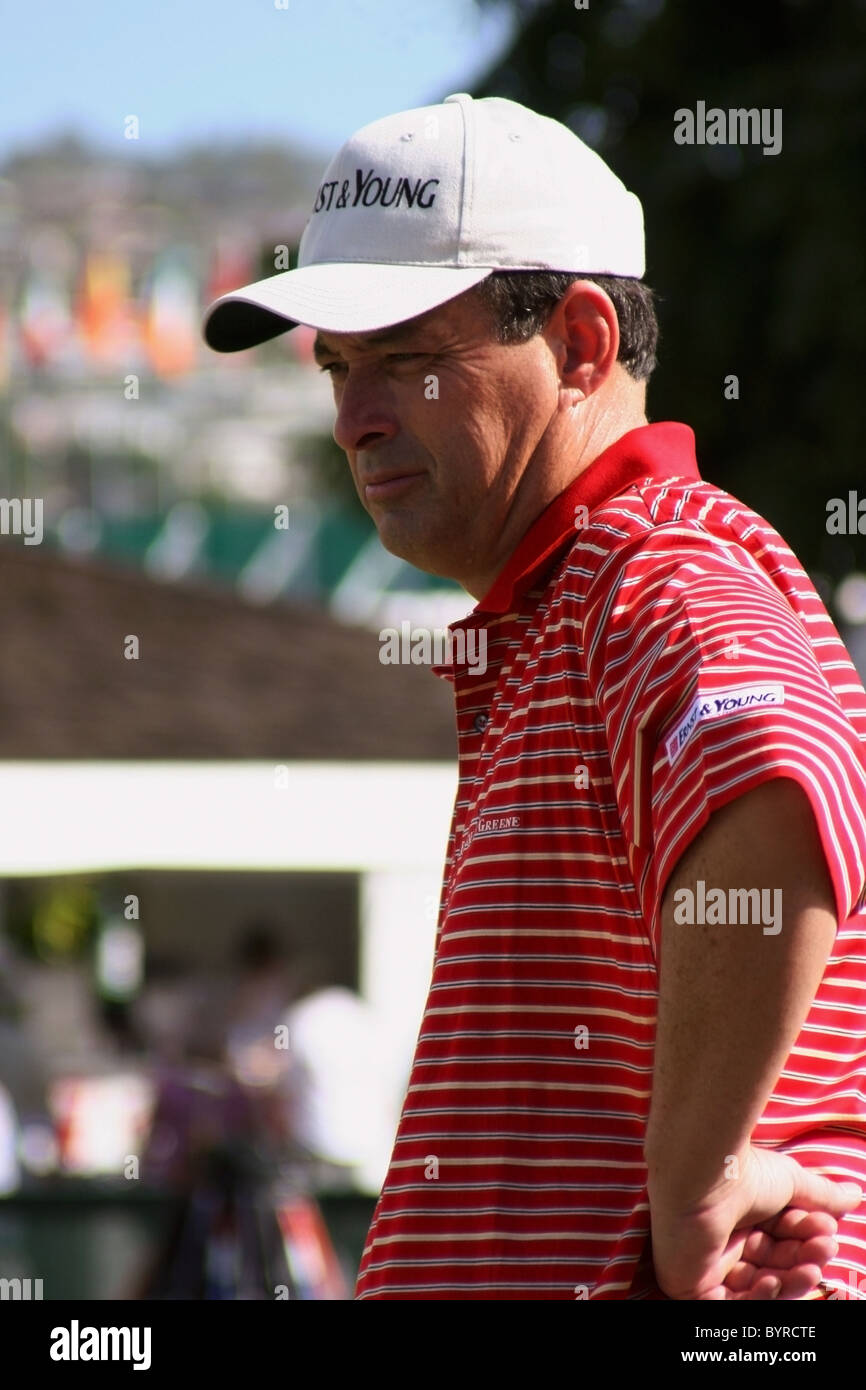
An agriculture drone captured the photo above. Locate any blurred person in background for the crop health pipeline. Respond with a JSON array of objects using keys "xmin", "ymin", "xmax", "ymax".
[
  {"xmin": 281, "ymin": 955, "xmax": 395, "ymax": 1194},
  {"xmin": 137, "ymin": 926, "xmax": 348, "ymax": 1298},
  {"xmin": 140, "ymin": 923, "xmax": 299, "ymax": 1185},
  {"xmin": 0, "ymin": 937, "xmax": 53, "ymax": 1185},
  {"xmin": 223, "ymin": 921, "xmax": 297, "ymax": 1118}
]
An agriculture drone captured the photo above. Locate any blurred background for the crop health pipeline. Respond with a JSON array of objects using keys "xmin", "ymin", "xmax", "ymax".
[{"xmin": 0, "ymin": 0, "xmax": 864, "ymax": 1299}]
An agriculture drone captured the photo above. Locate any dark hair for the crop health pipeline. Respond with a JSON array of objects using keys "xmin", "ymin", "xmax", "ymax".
[{"xmin": 471, "ymin": 271, "xmax": 659, "ymax": 382}]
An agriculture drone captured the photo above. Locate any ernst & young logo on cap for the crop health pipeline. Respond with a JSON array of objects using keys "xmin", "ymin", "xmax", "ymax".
[{"xmin": 312, "ymin": 168, "xmax": 440, "ymax": 213}]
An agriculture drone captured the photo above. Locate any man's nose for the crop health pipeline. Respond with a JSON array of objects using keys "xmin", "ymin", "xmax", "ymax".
[{"xmin": 332, "ymin": 371, "xmax": 398, "ymax": 455}]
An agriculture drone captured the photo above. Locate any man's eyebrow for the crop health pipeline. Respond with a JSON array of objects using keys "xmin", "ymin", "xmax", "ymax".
[{"xmin": 312, "ymin": 322, "xmax": 431, "ymax": 362}]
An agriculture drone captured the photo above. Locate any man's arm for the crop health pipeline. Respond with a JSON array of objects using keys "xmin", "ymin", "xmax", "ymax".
[{"xmin": 644, "ymin": 776, "xmax": 862, "ymax": 1299}]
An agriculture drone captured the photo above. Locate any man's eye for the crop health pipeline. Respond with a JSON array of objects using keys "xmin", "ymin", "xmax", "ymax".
[{"xmin": 318, "ymin": 353, "xmax": 422, "ymax": 374}]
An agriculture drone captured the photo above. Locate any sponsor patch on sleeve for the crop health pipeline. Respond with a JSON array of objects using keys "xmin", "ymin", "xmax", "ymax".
[{"xmin": 664, "ymin": 683, "xmax": 785, "ymax": 767}]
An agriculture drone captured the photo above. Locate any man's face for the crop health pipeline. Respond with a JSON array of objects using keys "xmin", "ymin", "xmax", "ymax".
[{"xmin": 313, "ymin": 289, "xmax": 562, "ymax": 591}]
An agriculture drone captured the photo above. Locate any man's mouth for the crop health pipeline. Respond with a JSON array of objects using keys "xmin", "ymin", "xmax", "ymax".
[{"xmin": 362, "ymin": 470, "xmax": 426, "ymax": 502}]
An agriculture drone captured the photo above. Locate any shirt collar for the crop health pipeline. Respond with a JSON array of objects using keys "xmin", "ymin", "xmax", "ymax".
[{"xmin": 476, "ymin": 422, "xmax": 701, "ymax": 615}]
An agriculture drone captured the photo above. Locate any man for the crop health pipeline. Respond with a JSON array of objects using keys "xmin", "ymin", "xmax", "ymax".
[{"xmin": 203, "ymin": 93, "xmax": 866, "ymax": 1300}]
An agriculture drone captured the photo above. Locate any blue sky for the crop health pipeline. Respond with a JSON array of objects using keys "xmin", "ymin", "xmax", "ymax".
[{"xmin": 0, "ymin": 0, "xmax": 514, "ymax": 161}]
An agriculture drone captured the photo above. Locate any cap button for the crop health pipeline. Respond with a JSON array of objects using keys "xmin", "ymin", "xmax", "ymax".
[{"xmin": 443, "ymin": 92, "xmax": 472, "ymax": 104}]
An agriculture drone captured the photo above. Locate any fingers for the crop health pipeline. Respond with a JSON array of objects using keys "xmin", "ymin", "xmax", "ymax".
[
  {"xmin": 720, "ymin": 1202, "xmax": 841, "ymax": 1301},
  {"xmin": 741, "ymin": 1228, "xmax": 837, "ymax": 1270},
  {"xmin": 715, "ymin": 1229, "xmax": 750, "ymax": 1284},
  {"xmin": 720, "ymin": 1262, "xmax": 826, "ymax": 1301},
  {"xmin": 747, "ymin": 1274, "xmax": 786, "ymax": 1300},
  {"xmin": 723, "ymin": 1260, "xmax": 757, "ymax": 1294},
  {"xmin": 758, "ymin": 1207, "xmax": 837, "ymax": 1241},
  {"xmin": 697, "ymin": 1273, "xmax": 786, "ymax": 1301},
  {"xmin": 786, "ymin": 1167, "xmax": 862, "ymax": 1217},
  {"xmin": 771, "ymin": 1266, "xmax": 826, "ymax": 1301}
]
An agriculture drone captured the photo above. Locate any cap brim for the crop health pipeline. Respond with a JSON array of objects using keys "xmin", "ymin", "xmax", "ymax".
[{"xmin": 202, "ymin": 261, "xmax": 494, "ymax": 352}]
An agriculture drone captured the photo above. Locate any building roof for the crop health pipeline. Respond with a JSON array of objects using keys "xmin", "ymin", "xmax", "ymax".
[{"xmin": 0, "ymin": 547, "xmax": 457, "ymax": 760}]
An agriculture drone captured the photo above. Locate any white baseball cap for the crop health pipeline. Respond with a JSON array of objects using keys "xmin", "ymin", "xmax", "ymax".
[{"xmin": 202, "ymin": 92, "xmax": 645, "ymax": 352}]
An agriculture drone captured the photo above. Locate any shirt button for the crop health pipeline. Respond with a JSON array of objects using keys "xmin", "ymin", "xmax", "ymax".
[{"xmin": 473, "ymin": 712, "xmax": 489, "ymax": 733}]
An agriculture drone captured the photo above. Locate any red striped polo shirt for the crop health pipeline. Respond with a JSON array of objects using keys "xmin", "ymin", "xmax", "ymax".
[{"xmin": 355, "ymin": 421, "xmax": 866, "ymax": 1301}]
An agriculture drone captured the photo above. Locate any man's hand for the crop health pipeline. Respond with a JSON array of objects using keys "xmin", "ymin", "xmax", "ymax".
[{"xmin": 650, "ymin": 1144, "xmax": 862, "ymax": 1300}]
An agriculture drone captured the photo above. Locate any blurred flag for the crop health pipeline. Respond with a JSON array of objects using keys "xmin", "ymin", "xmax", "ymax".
[
  {"xmin": 142, "ymin": 249, "xmax": 199, "ymax": 377},
  {"xmin": 0, "ymin": 298, "xmax": 12, "ymax": 389},
  {"xmin": 75, "ymin": 250, "xmax": 139, "ymax": 369},
  {"xmin": 204, "ymin": 240, "xmax": 260, "ymax": 370},
  {"xmin": 204, "ymin": 239, "xmax": 256, "ymax": 304},
  {"xmin": 18, "ymin": 270, "xmax": 74, "ymax": 370}
]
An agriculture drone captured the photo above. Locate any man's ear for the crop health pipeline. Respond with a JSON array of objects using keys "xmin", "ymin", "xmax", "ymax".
[{"xmin": 546, "ymin": 280, "xmax": 620, "ymax": 401}]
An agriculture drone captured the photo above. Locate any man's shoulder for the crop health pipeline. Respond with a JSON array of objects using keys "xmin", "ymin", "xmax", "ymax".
[{"xmin": 558, "ymin": 474, "xmax": 791, "ymax": 601}]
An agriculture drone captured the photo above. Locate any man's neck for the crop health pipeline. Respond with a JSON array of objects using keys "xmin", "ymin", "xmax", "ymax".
[{"xmin": 461, "ymin": 402, "xmax": 649, "ymax": 599}]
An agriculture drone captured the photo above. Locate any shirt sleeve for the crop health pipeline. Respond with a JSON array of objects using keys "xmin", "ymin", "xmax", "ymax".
[{"xmin": 581, "ymin": 524, "xmax": 866, "ymax": 961}]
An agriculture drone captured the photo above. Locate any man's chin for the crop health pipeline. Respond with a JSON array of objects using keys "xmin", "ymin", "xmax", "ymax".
[{"xmin": 374, "ymin": 524, "xmax": 453, "ymax": 581}]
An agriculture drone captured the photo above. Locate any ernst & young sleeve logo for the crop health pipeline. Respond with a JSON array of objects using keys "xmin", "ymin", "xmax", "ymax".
[{"xmin": 665, "ymin": 684, "xmax": 785, "ymax": 767}]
